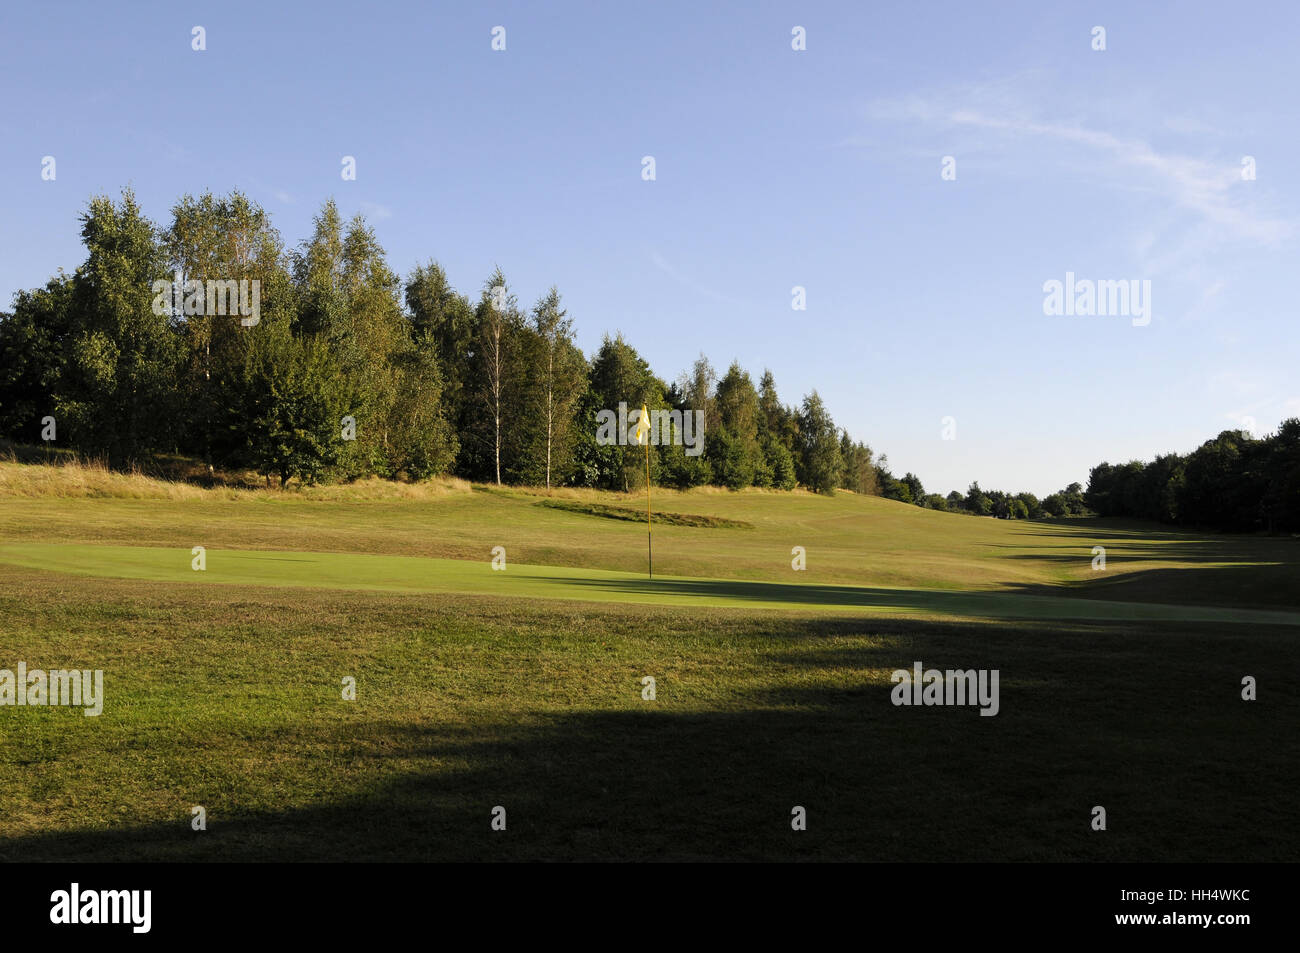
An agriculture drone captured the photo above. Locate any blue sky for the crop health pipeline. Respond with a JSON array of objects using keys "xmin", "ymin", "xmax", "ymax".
[{"xmin": 1, "ymin": 1, "xmax": 1297, "ymax": 496}]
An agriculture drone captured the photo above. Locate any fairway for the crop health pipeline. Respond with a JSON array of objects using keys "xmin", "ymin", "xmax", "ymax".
[
  {"xmin": 2, "ymin": 540, "xmax": 1300, "ymax": 627},
  {"xmin": 3, "ymin": 465, "xmax": 1298, "ymax": 608},
  {"xmin": 2, "ymin": 464, "xmax": 1297, "ymax": 863}
]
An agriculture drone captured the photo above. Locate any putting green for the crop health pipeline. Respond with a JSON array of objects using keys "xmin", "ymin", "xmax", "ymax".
[{"xmin": 2, "ymin": 541, "xmax": 1299, "ymax": 627}]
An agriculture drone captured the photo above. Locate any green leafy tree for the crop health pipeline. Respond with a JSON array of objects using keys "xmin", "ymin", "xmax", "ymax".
[
  {"xmin": 587, "ymin": 334, "xmax": 664, "ymax": 491},
  {"xmin": 164, "ymin": 190, "xmax": 289, "ymax": 465},
  {"xmin": 461, "ymin": 268, "xmax": 527, "ymax": 483},
  {"xmin": 288, "ymin": 206, "xmax": 416, "ymax": 479},
  {"xmin": 568, "ymin": 382, "xmax": 617, "ymax": 487},
  {"xmin": 0, "ymin": 274, "xmax": 75, "ymax": 442},
  {"xmin": 658, "ymin": 380, "xmax": 713, "ymax": 488},
  {"xmin": 519, "ymin": 287, "xmax": 585, "ymax": 488},
  {"xmin": 965, "ymin": 482, "xmax": 993, "ymax": 516},
  {"xmin": 795, "ymin": 390, "xmax": 842, "ymax": 494},
  {"xmin": 840, "ymin": 434, "xmax": 879, "ymax": 494},
  {"xmin": 227, "ymin": 320, "xmax": 351, "ymax": 487},
  {"xmin": 405, "ymin": 260, "xmax": 476, "ymax": 451},
  {"xmin": 1041, "ymin": 493, "xmax": 1068, "ymax": 517},
  {"xmin": 1015, "ymin": 491, "xmax": 1042, "ymax": 519},
  {"xmin": 711, "ymin": 361, "xmax": 761, "ymax": 488},
  {"xmin": 333, "ymin": 214, "xmax": 410, "ymax": 477},
  {"xmin": 900, "ymin": 472, "xmax": 925, "ymax": 504},
  {"xmin": 1262, "ymin": 419, "xmax": 1300, "ymax": 532},
  {"xmin": 762, "ymin": 436, "xmax": 796, "ymax": 490},
  {"xmin": 384, "ymin": 332, "xmax": 458, "ymax": 479},
  {"xmin": 58, "ymin": 190, "xmax": 183, "ymax": 461},
  {"xmin": 292, "ymin": 200, "xmax": 346, "ymax": 338}
]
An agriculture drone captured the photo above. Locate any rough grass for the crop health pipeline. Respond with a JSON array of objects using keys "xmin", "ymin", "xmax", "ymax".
[{"xmin": 0, "ymin": 459, "xmax": 471, "ymax": 502}]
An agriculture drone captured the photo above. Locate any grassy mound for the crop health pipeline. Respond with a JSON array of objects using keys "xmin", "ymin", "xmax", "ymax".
[{"xmin": 534, "ymin": 498, "xmax": 754, "ymax": 529}]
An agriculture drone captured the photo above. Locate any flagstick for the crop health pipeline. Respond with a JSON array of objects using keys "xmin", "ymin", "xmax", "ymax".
[{"xmin": 646, "ymin": 439, "xmax": 653, "ymax": 579}]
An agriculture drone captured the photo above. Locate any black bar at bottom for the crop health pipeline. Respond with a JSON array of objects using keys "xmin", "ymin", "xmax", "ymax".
[{"xmin": 1, "ymin": 861, "xmax": 1277, "ymax": 941}]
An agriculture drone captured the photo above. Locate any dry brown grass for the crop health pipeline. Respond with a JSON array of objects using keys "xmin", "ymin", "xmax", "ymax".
[
  {"xmin": 0, "ymin": 458, "xmax": 472, "ymax": 502},
  {"xmin": 0, "ymin": 458, "xmax": 223, "ymax": 500},
  {"xmin": 0, "ymin": 441, "xmax": 813, "ymax": 505},
  {"xmin": 298, "ymin": 475, "xmax": 473, "ymax": 501}
]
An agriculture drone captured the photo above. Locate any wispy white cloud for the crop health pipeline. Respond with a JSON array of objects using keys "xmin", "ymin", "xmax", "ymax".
[
  {"xmin": 864, "ymin": 79, "xmax": 1293, "ymax": 246},
  {"xmin": 957, "ymin": 113, "xmax": 1286, "ymax": 243}
]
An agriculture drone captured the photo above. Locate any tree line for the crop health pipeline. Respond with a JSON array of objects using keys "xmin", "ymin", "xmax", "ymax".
[
  {"xmin": 868, "ymin": 428, "xmax": 1300, "ymax": 533},
  {"xmin": 0, "ymin": 190, "xmax": 862, "ymax": 493},
  {"xmin": 873, "ymin": 467, "xmax": 1091, "ymax": 521},
  {"xmin": 2, "ymin": 188, "xmax": 1296, "ymax": 533},
  {"xmin": 1083, "ymin": 424, "xmax": 1300, "ymax": 532}
]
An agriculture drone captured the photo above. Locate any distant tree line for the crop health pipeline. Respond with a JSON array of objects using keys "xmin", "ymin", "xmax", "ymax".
[
  {"xmin": 870, "ymin": 425, "xmax": 1300, "ymax": 533},
  {"xmin": 1083, "ymin": 424, "xmax": 1300, "ymax": 532},
  {"xmin": 872, "ymin": 459, "xmax": 1090, "ymax": 521}
]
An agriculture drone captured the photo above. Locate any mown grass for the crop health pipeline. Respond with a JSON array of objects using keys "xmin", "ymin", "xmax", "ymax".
[
  {"xmin": 0, "ymin": 459, "xmax": 1296, "ymax": 861},
  {"xmin": 3, "ymin": 542, "xmax": 1299, "ymax": 627},
  {"xmin": 1, "ymin": 568, "xmax": 1294, "ymax": 862},
  {"xmin": 2, "ymin": 458, "xmax": 1297, "ymax": 608}
]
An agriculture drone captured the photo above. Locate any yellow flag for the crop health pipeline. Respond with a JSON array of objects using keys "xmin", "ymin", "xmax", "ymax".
[{"xmin": 634, "ymin": 404, "xmax": 651, "ymax": 446}]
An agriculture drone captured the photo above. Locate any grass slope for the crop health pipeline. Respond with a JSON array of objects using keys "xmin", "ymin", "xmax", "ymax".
[
  {"xmin": 2, "ymin": 461, "xmax": 1297, "ymax": 609},
  {"xmin": 1, "ymin": 542, "xmax": 1298, "ymax": 627},
  {"xmin": 1, "ymin": 460, "xmax": 1296, "ymax": 861}
]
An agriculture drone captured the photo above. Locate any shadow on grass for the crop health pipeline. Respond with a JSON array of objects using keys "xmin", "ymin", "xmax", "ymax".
[
  {"xmin": 990, "ymin": 524, "xmax": 1300, "ymax": 608},
  {"xmin": 1006, "ymin": 563, "xmax": 1300, "ymax": 611},
  {"xmin": 524, "ymin": 572, "xmax": 1300, "ymax": 626},
  {"xmin": 3, "ymin": 615, "xmax": 1294, "ymax": 863}
]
